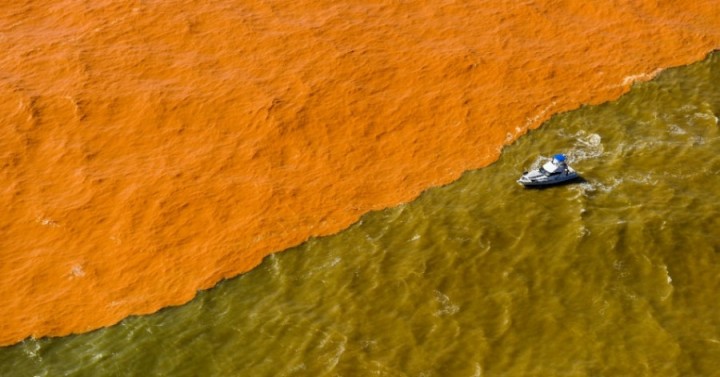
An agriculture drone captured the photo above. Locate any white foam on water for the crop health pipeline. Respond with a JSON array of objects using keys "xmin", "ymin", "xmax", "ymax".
[
  {"xmin": 70, "ymin": 264, "xmax": 85, "ymax": 278},
  {"xmin": 317, "ymin": 331, "xmax": 347, "ymax": 372},
  {"xmin": 668, "ymin": 124, "xmax": 687, "ymax": 135},
  {"xmin": 267, "ymin": 254, "xmax": 281, "ymax": 277},
  {"xmin": 21, "ymin": 342, "xmax": 41, "ymax": 360},
  {"xmin": 283, "ymin": 363, "xmax": 307, "ymax": 375},
  {"xmin": 571, "ymin": 177, "xmax": 622, "ymax": 197},
  {"xmin": 620, "ymin": 68, "xmax": 663, "ymax": 86},
  {"xmin": 664, "ymin": 268, "xmax": 673, "ymax": 285},
  {"xmin": 659, "ymin": 264, "xmax": 674, "ymax": 301},
  {"xmin": 679, "ymin": 104, "xmax": 698, "ymax": 112},
  {"xmin": 691, "ymin": 135, "xmax": 706, "ymax": 145},
  {"xmin": 694, "ymin": 111, "xmax": 717, "ymax": 122},
  {"xmin": 325, "ymin": 342, "xmax": 346, "ymax": 371},
  {"xmin": 325, "ymin": 257, "xmax": 341, "ymax": 269},
  {"xmin": 577, "ymin": 225, "xmax": 591, "ymax": 238},
  {"xmin": 471, "ymin": 363, "xmax": 483, "ymax": 377},
  {"xmin": 524, "ymin": 101, "xmax": 558, "ymax": 130},
  {"xmin": 434, "ymin": 290, "xmax": 459, "ymax": 316},
  {"xmin": 613, "ymin": 260, "xmax": 630, "ymax": 279},
  {"xmin": 304, "ymin": 256, "xmax": 342, "ymax": 280},
  {"xmin": 569, "ymin": 132, "xmax": 604, "ymax": 162},
  {"xmin": 625, "ymin": 173, "xmax": 658, "ymax": 186},
  {"xmin": 593, "ymin": 297, "xmax": 610, "ymax": 317},
  {"xmin": 35, "ymin": 216, "xmax": 59, "ymax": 228}
]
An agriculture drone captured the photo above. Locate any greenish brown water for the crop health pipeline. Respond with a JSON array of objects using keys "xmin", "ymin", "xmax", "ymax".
[{"xmin": 2, "ymin": 53, "xmax": 720, "ymax": 376}]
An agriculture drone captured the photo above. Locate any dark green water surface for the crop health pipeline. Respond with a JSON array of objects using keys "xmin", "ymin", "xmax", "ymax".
[{"xmin": 2, "ymin": 53, "xmax": 720, "ymax": 376}]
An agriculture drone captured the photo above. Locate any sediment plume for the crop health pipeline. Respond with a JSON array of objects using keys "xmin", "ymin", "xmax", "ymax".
[{"xmin": 1, "ymin": 1, "xmax": 718, "ymax": 346}]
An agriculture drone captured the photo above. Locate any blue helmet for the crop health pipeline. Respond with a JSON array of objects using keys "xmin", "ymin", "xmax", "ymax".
[{"xmin": 553, "ymin": 154, "xmax": 566, "ymax": 162}]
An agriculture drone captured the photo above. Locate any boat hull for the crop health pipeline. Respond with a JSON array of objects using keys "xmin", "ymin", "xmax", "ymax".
[{"xmin": 517, "ymin": 171, "xmax": 579, "ymax": 187}]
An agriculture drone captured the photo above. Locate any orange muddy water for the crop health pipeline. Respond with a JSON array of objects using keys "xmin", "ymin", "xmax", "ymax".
[{"xmin": 0, "ymin": 1, "xmax": 718, "ymax": 346}]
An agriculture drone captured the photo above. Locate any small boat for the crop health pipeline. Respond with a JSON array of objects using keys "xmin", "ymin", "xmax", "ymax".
[{"xmin": 517, "ymin": 154, "xmax": 579, "ymax": 187}]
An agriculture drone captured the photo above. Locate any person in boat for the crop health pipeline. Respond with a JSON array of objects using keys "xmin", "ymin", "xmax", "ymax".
[{"xmin": 557, "ymin": 161, "xmax": 569, "ymax": 174}]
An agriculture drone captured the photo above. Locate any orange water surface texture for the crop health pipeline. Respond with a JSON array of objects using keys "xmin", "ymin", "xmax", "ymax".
[{"xmin": 1, "ymin": 1, "xmax": 719, "ymax": 346}]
